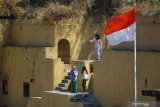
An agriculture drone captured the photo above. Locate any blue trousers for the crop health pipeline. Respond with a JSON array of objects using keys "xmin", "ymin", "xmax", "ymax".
[{"xmin": 71, "ymin": 80, "xmax": 77, "ymax": 93}]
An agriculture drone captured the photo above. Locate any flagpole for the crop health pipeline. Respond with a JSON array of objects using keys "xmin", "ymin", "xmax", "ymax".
[{"xmin": 134, "ymin": 24, "xmax": 137, "ymax": 106}]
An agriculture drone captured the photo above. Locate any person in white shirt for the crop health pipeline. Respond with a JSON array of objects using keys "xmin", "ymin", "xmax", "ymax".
[
  {"xmin": 90, "ymin": 33, "xmax": 102, "ymax": 60},
  {"xmin": 81, "ymin": 66, "xmax": 89, "ymax": 92}
]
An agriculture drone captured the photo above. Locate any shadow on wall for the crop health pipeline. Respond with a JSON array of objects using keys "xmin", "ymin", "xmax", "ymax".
[
  {"xmin": 0, "ymin": 23, "xmax": 3, "ymax": 44},
  {"xmin": 88, "ymin": 73, "xmax": 94, "ymax": 91},
  {"xmin": 71, "ymin": 16, "xmax": 106, "ymax": 60},
  {"xmin": 0, "ymin": 20, "xmax": 10, "ymax": 45}
]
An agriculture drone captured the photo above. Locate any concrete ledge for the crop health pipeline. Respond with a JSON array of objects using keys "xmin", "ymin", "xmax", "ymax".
[
  {"xmin": 41, "ymin": 91, "xmax": 84, "ymax": 107},
  {"xmin": 27, "ymin": 97, "xmax": 41, "ymax": 107},
  {"xmin": 44, "ymin": 90, "xmax": 88, "ymax": 96}
]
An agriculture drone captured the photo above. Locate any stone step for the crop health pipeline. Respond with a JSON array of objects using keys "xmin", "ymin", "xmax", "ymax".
[
  {"xmin": 58, "ymin": 83, "xmax": 65, "ymax": 87},
  {"xmin": 65, "ymin": 76, "xmax": 71, "ymax": 79},
  {"xmin": 55, "ymin": 87, "xmax": 60, "ymax": 90},
  {"xmin": 62, "ymin": 79, "xmax": 70, "ymax": 83},
  {"xmin": 58, "ymin": 82, "xmax": 70, "ymax": 89},
  {"xmin": 55, "ymin": 87, "xmax": 67, "ymax": 91}
]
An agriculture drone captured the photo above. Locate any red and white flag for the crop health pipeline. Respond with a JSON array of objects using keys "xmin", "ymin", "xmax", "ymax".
[{"xmin": 104, "ymin": 7, "xmax": 136, "ymax": 46}]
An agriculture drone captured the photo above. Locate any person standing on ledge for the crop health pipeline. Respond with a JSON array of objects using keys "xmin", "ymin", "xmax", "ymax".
[
  {"xmin": 70, "ymin": 66, "xmax": 78, "ymax": 93},
  {"xmin": 90, "ymin": 33, "xmax": 103, "ymax": 60}
]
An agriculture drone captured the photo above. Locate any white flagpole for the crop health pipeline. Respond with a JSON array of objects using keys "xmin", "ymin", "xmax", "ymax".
[{"xmin": 134, "ymin": 23, "xmax": 137, "ymax": 106}]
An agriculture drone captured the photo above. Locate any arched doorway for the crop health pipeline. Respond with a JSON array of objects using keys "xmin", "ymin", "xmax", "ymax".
[{"xmin": 58, "ymin": 39, "xmax": 70, "ymax": 64}]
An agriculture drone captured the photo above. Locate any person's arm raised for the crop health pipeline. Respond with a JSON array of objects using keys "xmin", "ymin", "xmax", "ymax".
[{"xmin": 89, "ymin": 38, "xmax": 95, "ymax": 43}]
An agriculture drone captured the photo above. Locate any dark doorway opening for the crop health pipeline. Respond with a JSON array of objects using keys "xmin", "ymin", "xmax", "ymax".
[
  {"xmin": 23, "ymin": 82, "xmax": 29, "ymax": 97},
  {"xmin": 2, "ymin": 80, "xmax": 8, "ymax": 95},
  {"xmin": 58, "ymin": 39, "xmax": 70, "ymax": 64}
]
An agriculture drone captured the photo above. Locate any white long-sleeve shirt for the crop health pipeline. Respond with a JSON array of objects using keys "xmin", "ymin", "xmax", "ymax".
[{"xmin": 90, "ymin": 38, "xmax": 102, "ymax": 49}]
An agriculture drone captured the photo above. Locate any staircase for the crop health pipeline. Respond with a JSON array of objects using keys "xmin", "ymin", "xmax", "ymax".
[
  {"xmin": 27, "ymin": 62, "xmax": 101, "ymax": 107},
  {"xmin": 55, "ymin": 64, "xmax": 71, "ymax": 91},
  {"xmin": 54, "ymin": 63, "xmax": 101, "ymax": 107}
]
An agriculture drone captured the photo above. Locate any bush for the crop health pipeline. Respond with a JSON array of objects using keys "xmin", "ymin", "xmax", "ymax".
[
  {"xmin": 42, "ymin": 3, "xmax": 80, "ymax": 21},
  {"xmin": 137, "ymin": 0, "xmax": 160, "ymax": 16},
  {"xmin": 0, "ymin": 0, "xmax": 25, "ymax": 17}
]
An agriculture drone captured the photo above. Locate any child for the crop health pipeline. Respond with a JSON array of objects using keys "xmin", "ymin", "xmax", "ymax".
[{"xmin": 81, "ymin": 66, "xmax": 89, "ymax": 92}]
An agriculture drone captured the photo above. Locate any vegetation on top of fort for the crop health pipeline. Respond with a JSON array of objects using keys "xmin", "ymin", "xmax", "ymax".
[
  {"xmin": 137, "ymin": 0, "xmax": 160, "ymax": 16},
  {"xmin": 0, "ymin": 0, "xmax": 159, "ymax": 21},
  {"xmin": 0, "ymin": 0, "xmax": 115, "ymax": 21},
  {"xmin": 114, "ymin": 0, "xmax": 160, "ymax": 16}
]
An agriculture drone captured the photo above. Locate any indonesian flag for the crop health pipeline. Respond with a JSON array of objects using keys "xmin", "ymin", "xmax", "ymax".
[{"xmin": 104, "ymin": 7, "xmax": 136, "ymax": 46}]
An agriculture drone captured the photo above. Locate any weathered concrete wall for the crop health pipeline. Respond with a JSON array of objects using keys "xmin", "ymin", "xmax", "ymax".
[
  {"xmin": 94, "ymin": 50, "xmax": 160, "ymax": 107},
  {"xmin": 41, "ymin": 91, "xmax": 83, "ymax": 107},
  {"xmin": 0, "ymin": 23, "xmax": 2, "ymax": 104},
  {"xmin": 27, "ymin": 97, "xmax": 41, "ymax": 107},
  {"xmin": 8, "ymin": 20, "xmax": 55, "ymax": 47},
  {"xmin": 0, "ymin": 17, "xmax": 105, "ymax": 107},
  {"xmin": 52, "ymin": 58, "xmax": 66, "ymax": 88},
  {"xmin": 54, "ymin": 18, "xmax": 106, "ymax": 60},
  {"xmin": 0, "ymin": 19, "xmax": 11, "ymax": 45},
  {"xmin": 0, "ymin": 19, "xmax": 11, "ymax": 104},
  {"xmin": 0, "ymin": 46, "xmax": 66, "ymax": 107},
  {"xmin": 7, "ymin": 18, "xmax": 106, "ymax": 60},
  {"xmin": 0, "ymin": 19, "xmax": 10, "ymax": 71},
  {"xmin": 0, "ymin": 47, "xmax": 1, "ymax": 73},
  {"xmin": 0, "ymin": 22, "xmax": 3, "ymax": 44},
  {"xmin": 93, "ymin": 16, "xmax": 160, "ymax": 107}
]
